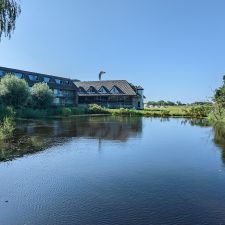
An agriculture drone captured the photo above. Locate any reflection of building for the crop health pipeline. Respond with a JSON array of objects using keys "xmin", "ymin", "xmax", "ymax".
[
  {"xmin": 1, "ymin": 116, "xmax": 143, "ymax": 161},
  {"xmin": 18, "ymin": 116, "xmax": 143, "ymax": 142},
  {"xmin": 0, "ymin": 66, "xmax": 144, "ymax": 109}
]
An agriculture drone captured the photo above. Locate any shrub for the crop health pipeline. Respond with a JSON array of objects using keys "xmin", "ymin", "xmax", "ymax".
[
  {"xmin": 183, "ymin": 105, "xmax": 212, "ymax": 118},
  {"xmin": 0, "ymin": 74, "xmax": 30, "ymax": 108},
  {"xmin": 62, "ymin": 107, "xmax": 72, "ymax": 116},
  {"xmin": 208, "ymin": 103, "xmax": 225, "ymax": 122},
  {"xmin": 88, "ymin": 104, "xmax": 108, "ymax": 114},
  {"xmin": 0, "ymin": 117, "xmax": 15, "ymax": 141},
  {"xmin": 0, "ymin": 105, "xmax": 15, "ymax": 120},
  {"xmin": 16, "ymin": 108, "xmax": 47, "ymax": 119},
  {"xmin": 31, "ymin": 83, "xmax": 54, "ymax": 109},
  {"xmin": 71, "ymin": 106, "xmax": 87, "ymax": 115}
]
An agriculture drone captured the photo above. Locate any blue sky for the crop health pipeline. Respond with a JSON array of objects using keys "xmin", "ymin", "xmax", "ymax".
[{"xmin": 0, "ymin": 0, "xmax": 225, "ymax": 102}]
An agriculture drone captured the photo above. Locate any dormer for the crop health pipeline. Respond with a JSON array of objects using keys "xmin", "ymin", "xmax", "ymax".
[
  {"xmin": 78, "ymin": 86, "xmax": 86, "ymax": 93},
  {"xmin": 98, "ymin": 86, "xmax": 108, "ymax": 94},
  {"xmin": 55, "ymin": 79, "xmax": 63, "ymax": 85},
  {"xmin": 87, "ymin": 86, "xmax": 97, "ymax": 94},
  {"xmin": 14, "ymin": 72, "xmax": 23, "ymax": 79},
  {"xmin": 28, "ymin": 74, "xmax": 39, "ymax": 81},
  {"xmin": 110, "ymin": 86, "xmax": 121, "ymax": 94}
]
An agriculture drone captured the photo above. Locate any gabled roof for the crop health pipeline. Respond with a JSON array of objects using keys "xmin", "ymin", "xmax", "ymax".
[{"xmin": 74, "ymin": 80, "xmax": 138, "ymax": 96}]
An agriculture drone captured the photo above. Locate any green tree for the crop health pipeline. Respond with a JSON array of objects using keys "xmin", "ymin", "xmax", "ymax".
[
  {"xmin": 31, "ymin": 83, "xmax": 54, "ymax": 109},
  {"xmin": 214, "ymin": 75, "xmax": 225, "ymax": 107},
  {"xmin": 0, "ymin": 0, "xmax": 21, "ymax": 40},
  {"xmin": 0, "ymin": 74, "xmax": 30, "ymax": 108},
  {"xmin": 209, "ymin": 75, "xmax": 225, "ymax": 121}
]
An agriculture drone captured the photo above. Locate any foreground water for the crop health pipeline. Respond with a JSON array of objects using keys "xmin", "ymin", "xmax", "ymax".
[{"xmin": 0, "ymin": 116, "xmax": 225, "ymax": 225}]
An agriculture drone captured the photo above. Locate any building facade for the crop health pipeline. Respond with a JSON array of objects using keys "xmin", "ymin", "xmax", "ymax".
[
  {"xmin": 0, "ymin": 66, "xmax": 78, "ymax": 106},
  {"xmin": 74, "ymin": 80, "xmax": 144, "ymax": 109},
  {"xmin": 0, "ymin": 66, "xmax": 144, "ymax": 109}
]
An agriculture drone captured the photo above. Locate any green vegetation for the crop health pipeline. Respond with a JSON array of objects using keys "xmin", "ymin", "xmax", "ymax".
[
  {"xmin": 15, "ymin": 106, "xmax": 88, "ymax": 119},
  {"xmin": 146, "ymin": 100, "xmax": 212, "ymax": 107},
  {"xmin": 146, "ymin": 100, "xmax": 184, "ymax": 106},
  {"xmin": 0, "ymin": 116, "xmax": 15, "ymax": 141},
  {"xmin": 0, "ymin": 0, "xmax": 21, "ymax": 40},
  {"xmin": 31, "ymin": 83, "xmax": 54, "ymax": 109},
  {"xmin": 0, "ymin": 74, "xmax": 30, "ymax": 108},
  {"xmin": 87, "ymin": 104, "xmax": 212, "ymax": 118},
  {"xmin": 208, "ymin": 75, "xmax": 225, "ymax": 123}
]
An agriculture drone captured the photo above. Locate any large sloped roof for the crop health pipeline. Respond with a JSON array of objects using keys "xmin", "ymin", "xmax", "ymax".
[{"xmin": 74, "ymin": 80, "xmax": 138, "ymax": 96}]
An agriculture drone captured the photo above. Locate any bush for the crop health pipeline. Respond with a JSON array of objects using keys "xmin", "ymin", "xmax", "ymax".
[
  {"xmin": 182, "ymin": 105, "xmax": 212, "ymax": 118},
  {"xmin": 62, "ymin": 107, "xmax": 72, "ymax": 116},
  {"xmin": 208, "ymin": 103, "xmax": 225, "ymax": 122},
  {"xmin": 0, "ymin": 117, "xmax": 15, "ymax": 141},
  {"xmin": 16, "ymin": 108, "xmax": 48, "ymax": 119},
  {"xmin": 0, "ymin": 105, "xmax": 15, "ymax": 120},
  {"xmin": 88, "ymin": 104, "xmax": 108, "ymax": 114},
  {"xmin": 0, "ymin": 74, "xmax": 30, "ymax": 108},
  {"xmin": 31, "ymin": 83, "xmax": 54, "ymax": 109}
]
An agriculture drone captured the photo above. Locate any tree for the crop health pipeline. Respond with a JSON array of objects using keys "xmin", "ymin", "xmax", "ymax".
[
  {"xmin": 0, "ymin": 74, "xmax": 30, "ymax": 108},
  {"xmin": 31, "ymin": 83, "xmax": 54, "ymax": 109},
  {"xmin": 0, "ymin": 0, "xmax": 21, "ymax": 40},
  {"xmin": 214, "ymin": 75, "xmax": 225, "ymax": 107}
]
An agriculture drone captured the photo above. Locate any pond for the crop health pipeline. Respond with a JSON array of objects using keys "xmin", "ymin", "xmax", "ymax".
[{"xmin": 0, "ymin": 116, "xmax": 225, "ymax": 225}]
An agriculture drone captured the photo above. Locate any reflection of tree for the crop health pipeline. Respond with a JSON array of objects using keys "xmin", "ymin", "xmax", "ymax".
[
  {"xmin": 181, "ymin": 119, "xmax": 225, "ymax": 166},
  {"xmin": 181, "ymin": 118, "xmax": 210, "ymax": 127},
  {"xmin": 213, "ymin": 123, "xmax": 225, "ymax": 164},
  {"xmin": 0, "ymin": 116, "xmax": 143, "ymax": 162},
  {"xmin": 0, "ymin": 136, "xmax": 50, "ymax": 161}
]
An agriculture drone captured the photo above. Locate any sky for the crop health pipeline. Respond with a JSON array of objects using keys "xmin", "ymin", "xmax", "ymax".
[{"xmin": 0, "ymin": 0, "xmax": 225, "ymax": 103}]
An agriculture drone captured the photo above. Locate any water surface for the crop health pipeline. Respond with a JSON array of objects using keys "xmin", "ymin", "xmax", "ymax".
[{"xmin": 0, "ymin": 116, "xmax": 225, "ymax": 225}]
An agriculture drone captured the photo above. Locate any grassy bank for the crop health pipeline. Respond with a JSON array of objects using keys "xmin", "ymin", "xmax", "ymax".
[
  {"xmin": 88, "ymin": 104, "xmax": 212, "ymax": 118},
  {"xmin": 0, "ymin": 104, "xmax": 213, "ymax": 120}
]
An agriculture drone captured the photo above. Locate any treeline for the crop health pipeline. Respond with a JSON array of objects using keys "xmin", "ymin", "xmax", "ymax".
[{"xmin": 146, "ymin": 100, "xmax": 212, "ymax": 107}]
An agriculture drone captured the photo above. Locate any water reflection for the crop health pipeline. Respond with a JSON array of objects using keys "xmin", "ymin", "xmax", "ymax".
[
  {"xmin": 0, "ymin": 116, "xmax": 143, "ymax": 161},
  {"xmin": 212, "ymin": 122, "xmax": 225, "ymax": 164},
  {"xmin": 1, "ymin": 116, "xmax": 225, "ymax": 165},
  {"xmin": 181, "ymin": 118, "xmax": 225, "ymax": 166}
]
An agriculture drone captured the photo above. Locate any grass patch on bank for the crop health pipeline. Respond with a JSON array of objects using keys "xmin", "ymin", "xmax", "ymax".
[
  {"xmin": 15, "ymin": 106, "xmax": 89, "ymax": 119},
  {"xmin": 0, "ymin": 104, "xmax": 214, "ymax": 120},
  {"xmin": 88, "ymin": 104, "xmax": 213, "ymax": 118}
]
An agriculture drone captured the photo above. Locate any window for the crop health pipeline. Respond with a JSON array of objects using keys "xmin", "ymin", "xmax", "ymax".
[
  {"xmin": 79, "ymin": 87, "xmax": 85, "ymax": 93},
  {"xmin": 87, "ymin": 86, "xmax": 96, "ymax": 94},
  {"xmin": 0, "ymin": 70, "xmax": 5, "ymax": 77},
  {"xmin": 98, "ymin": 86, "xmax": 108, "ymax": 94},
  {"xmin": 53, "ymin": 89, "xmax": 62, "ymax": 96},
  {"xmin": 110, "ymin": 86, "xmax": 120, "ymax": 94},
  {"xmin": 53, "ymin": 97, "xmax": 60, "ymax": 105},
  {"xmin": 44, "ymin": 77, "xmax": 50, "ymax": 83},
  {"xmin": 55, "ymin": 79, "xmax": 63, "ymax": 85},
  {"xmin": 65, "ymin": 80, "xmax": 70, "ymax": 85},
  {"xmin": 28, "ymin": 74, "xmax": 39, "ymax": 81},
  {"xmin": 14, "ymin": 72, "xmax": 23, "ymax": 79}
]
